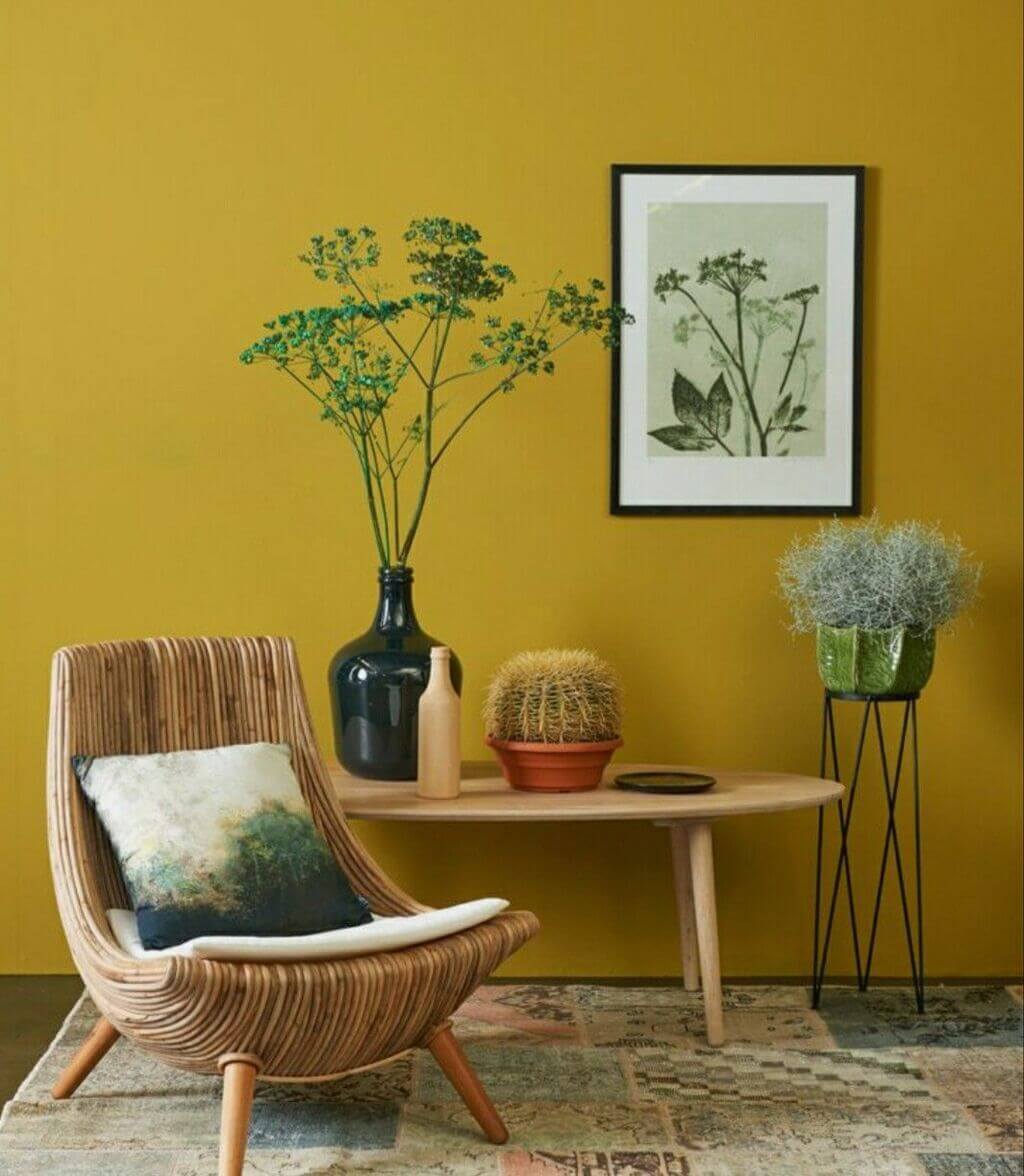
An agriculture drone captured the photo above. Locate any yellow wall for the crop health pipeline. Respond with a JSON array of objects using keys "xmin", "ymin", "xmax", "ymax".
[{"xmin": 2, "ymin": 0, "xmax": 1021, "ymax": 978}]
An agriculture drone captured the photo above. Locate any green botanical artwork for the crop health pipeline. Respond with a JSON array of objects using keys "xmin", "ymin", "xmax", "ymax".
[{"xmin": 646, "ymin": 203, "xmax": 827, "ymax": 458}]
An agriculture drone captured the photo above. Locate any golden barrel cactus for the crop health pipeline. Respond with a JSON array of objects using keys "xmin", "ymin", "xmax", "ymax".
[{"xmin": 483, "ymin": 649, "xmax": 622, "ymax": 745}]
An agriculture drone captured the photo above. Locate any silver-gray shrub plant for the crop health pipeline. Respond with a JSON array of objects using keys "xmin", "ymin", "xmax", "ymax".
[{"xmin": 779, "ymin": 515, "xmax": 981, "ymax": 634}]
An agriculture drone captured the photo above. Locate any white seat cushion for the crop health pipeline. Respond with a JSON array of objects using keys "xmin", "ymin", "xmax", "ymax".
[{"xmin": 107, "ymin": 898, "xmax": 508, "ymax": 962}]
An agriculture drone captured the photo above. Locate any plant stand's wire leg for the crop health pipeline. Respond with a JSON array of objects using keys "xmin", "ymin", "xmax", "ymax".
[
  {"xmin": 862, "ymin": 700, "xmax": 912, "ymax": 989},
  {"xmin": 912, "ymin": 699, "xmax": 925, "ymax": 1012},
  {"xmin": 833, "ymin": 702, "xmax": 866, "ymax": 990},
  {"xmin": 811, "ymin": 694, "xmax": 827, "ymax": 1002},
  {"xmin": 812, "ymin": 696, "xmax": 867, "ymax": 1007},
  {"xmin": 867, "ymin": 700, "xmax": 922, "ymax": 1004}
]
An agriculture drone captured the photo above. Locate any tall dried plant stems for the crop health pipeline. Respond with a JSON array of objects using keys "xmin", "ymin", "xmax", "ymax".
[{"xmin": 484, "ymin": 650, "xmax": 622, "ymax": 744}]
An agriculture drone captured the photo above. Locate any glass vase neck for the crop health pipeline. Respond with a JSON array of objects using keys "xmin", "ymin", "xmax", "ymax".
[{"xmin": 373, "ymin": 566, "xmax": 419, "ymax": 635}]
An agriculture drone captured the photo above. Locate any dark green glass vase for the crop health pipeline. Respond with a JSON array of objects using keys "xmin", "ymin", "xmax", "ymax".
[{"xmin": 329, "ymin": 567, "xmax": 462, "ymax": 780}]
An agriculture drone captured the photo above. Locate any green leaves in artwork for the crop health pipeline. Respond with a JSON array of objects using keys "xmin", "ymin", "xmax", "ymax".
[
  {"xmin": 769, "ymin": 395, "xmax": 809, "ymax": 436},
  {"xmin": 649, "ymin": 370, "xmax": 734, "ymax": 454},
  {"xmin": 648, "ymin": 424, "xmax": 709, "ymax": 451},
  {"xmin": 653, "ymin": 246, "xmax": 821, "ymax": 456},
  {"xmin": 706, "ymin": 374, "xmax": 732, "ymax": 437}
]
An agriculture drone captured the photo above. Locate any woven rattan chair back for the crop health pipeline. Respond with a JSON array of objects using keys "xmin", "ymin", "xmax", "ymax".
[
  {"xmin": 47, "ymin": 636, "xmax": 538, "ymax": 1173},
  {"xmin": 49, "ymin": 636, "xmax": 413, "ymax": 928}
]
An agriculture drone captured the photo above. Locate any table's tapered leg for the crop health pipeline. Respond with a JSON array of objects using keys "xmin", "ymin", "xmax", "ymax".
[
  {"xmin": 688, "ymin": 821, "xmax": 724, "ymax": 1046},
  {"xmin": 668, "ymin": 823, "xmax": 701, "ymax": 991}
]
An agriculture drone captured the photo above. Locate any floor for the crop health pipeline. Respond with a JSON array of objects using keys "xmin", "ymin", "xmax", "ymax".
[
  {"xmin": 0, "ymin": 977, "xmax": 82, "ymax": 1104},
  {"xmin": 0, "ymin": 980, "xmax": 1021, "ymax": 1173}
]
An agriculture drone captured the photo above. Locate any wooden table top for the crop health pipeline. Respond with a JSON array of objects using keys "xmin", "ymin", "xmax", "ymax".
[{"xmin": 331, "ymin": 760, "xmax": 843, "ymax": 823}]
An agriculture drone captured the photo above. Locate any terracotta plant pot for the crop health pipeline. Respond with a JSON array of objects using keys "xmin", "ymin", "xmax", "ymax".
[{"xmin": 485, "ymin": 736, "xmax": 623, "ymax": 793}]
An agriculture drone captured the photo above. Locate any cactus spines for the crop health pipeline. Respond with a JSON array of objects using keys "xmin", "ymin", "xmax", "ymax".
[{"xmin": 483, "ymin": 649, "xmax": 622, "ymax": 744}]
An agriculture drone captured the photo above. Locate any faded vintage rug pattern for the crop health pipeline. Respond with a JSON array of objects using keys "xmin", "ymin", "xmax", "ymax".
[{"xmin": 1, "ymin": 984, "xmax": 1020, "ymax": 1174}]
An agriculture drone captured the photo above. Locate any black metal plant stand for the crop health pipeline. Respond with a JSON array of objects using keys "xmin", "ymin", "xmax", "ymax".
[{"xmin": 811, "ymin": 690, "xmax": 924, "ymax": 1012}]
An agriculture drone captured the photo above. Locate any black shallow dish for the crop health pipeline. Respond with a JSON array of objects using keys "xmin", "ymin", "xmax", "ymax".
[{"xmin": 614, "ymin": 771, "xmax": 716, "ymax": 794}]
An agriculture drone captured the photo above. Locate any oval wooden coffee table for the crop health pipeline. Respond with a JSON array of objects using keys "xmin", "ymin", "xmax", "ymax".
[{"xmin": 332, "ymin": 761, "xmax": 842, "ymax": 1046}]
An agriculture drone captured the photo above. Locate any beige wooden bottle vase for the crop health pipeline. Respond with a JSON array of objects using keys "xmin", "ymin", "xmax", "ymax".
[{"xmin": 417, "ymin": 646, "xmax": 462, "ymax": 799}]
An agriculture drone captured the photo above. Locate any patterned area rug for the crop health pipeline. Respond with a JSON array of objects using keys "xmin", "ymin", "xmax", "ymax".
[{"xmin": 1, "ymin": 984, "xmax": 1020, "ymax": 1174}]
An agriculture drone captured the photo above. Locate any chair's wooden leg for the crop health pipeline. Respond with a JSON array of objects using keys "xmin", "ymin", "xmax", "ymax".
[
  {"xmin": 218, "ymin": 1056, "xmax": 259, "ymax": 1176},
  {"xmin": 426, "ymin": 1025, "xmax": 509, "ymax": 1144},
  {"xmin": 51, "ymin": 1016, "xmax": 120, "ymax": 1099},
  {"xmin": 688, "ymin": 821, "xmax": 725, "ymax": 1046},
  {"xmin": 669, "ymin": 822, "xmax": 701, "ymax": 991}
]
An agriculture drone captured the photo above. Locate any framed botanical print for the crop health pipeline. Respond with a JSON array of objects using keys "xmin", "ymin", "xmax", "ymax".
[{"xmin": 611, "ymin": 165, "xmax": 863, "ymax": 515}]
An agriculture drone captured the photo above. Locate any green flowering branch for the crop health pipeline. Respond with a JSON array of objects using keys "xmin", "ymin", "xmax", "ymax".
[{"xmin": 241, "ymin": 217, "xmax": 631, "ymax": 566}]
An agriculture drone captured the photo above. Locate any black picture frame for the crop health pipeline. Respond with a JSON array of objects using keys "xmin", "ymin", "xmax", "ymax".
[{"xmin": 610, "ymin": 164, "xmax": 864, "ymax": 516}]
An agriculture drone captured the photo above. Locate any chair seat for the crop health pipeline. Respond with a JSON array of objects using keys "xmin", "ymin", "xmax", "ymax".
[
  {"xmin": 48, "ymin": 636, "xmax": 540, "ymax": 1171},
  {"xmin": 96, "ymin": 908, "xmax": 539, "ymax": 1078},
  {"xmin": 107, "ymin": 899, "xmax": 509, "ymax": 961}
]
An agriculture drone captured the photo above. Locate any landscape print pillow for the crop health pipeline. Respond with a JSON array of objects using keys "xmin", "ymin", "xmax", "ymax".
[{"xmin": 73, "ymin": 742, "xmax": 372, "ymax": 950}]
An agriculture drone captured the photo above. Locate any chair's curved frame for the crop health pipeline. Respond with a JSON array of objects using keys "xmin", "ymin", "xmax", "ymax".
[{"xmin": 47, "ymin": 636, "xmax": 538, "ymax": 1174}]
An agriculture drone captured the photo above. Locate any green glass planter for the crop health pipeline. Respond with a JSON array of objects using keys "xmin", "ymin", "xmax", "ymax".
[{"xmin": 815, "ymin": 625, "xmax": 936, "ymax": 696}]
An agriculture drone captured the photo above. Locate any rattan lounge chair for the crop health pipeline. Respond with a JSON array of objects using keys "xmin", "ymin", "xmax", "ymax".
[{"xmin": 47, "ymin": 636, "xmax": 539, "ymax": 1175}]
